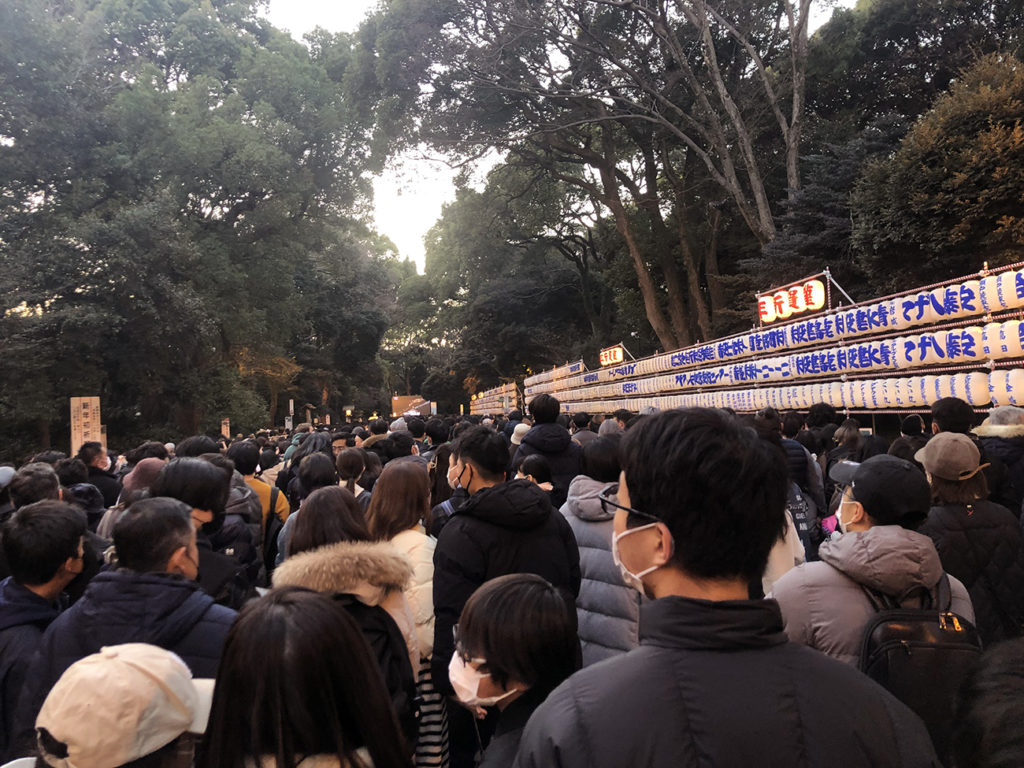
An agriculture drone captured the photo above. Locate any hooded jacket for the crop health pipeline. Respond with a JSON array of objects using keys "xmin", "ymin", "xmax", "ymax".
[
  {"xmin": 86, "ymin": 465, "xmax": 121, "ymax": 508},
  {"xmin": 771, "ymin": 525, "xmax": 974, "ymax": 666},
  {"xmin": 0, "ymin": 578, "xmax": 62, "ymax": 758},
  {"xmin": 974, "ymin": 422, "xmax": 1024, "ymax": 511},
  {"xmin": 918, "ymin": 499, "xmax": 1024, "ymax": 644},
  {"xmin": 513, "ymin": 424, "xmax": 583, "ymax": 508},
  {"xmin": 432, "ymin": 480, "xmax": 581, "ymax": 694},
  {"xmin": 514, "ymin": 596, "xmax": 939, "ymax": 768},
  {"xmin": 389, "ymin": 528, "xmax": 435, "ymax": 660},
  {"xmin": 272, "ymin": 540, "xmax": 419, "ymax": 675},
  {"xmin": 559, "ymin": 476, "xmax": 641, "ymax": 666}
]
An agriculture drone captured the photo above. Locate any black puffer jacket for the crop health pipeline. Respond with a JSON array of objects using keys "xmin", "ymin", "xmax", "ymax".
[
  {"xmin": 918, "ymin": 499, "xmax": 1024, "ymax": 643},
  {"xmin": 432, "ymin": 480, "xmax": 580, "ymax": 694},
  {"xmin": 513, "ymin": 424, "xmax": 583, "ymax": 508},
  {"xmin": 514, "ymin": 596, "xmax": 939, "ymax": 768},
  {"xmin": 975, "ymin": 423, "xmax": 1024, "ymax": 513}
]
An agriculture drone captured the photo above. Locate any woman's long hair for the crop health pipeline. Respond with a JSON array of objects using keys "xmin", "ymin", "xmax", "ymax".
[
  {"xmin": 202, "ymin": 587, "xmax": 411, "ymax": 768},
  {"xmin": 365, "ymin": 460, "xmax": 430, "ymax": 541},
  {"xmin": 288, "ymin": 486, "xmax": 371, "ymax": 557}
]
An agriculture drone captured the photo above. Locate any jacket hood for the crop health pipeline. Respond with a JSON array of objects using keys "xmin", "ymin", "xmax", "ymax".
[
  {"xmin": 272, "ymin": 540, "xmax": 413, "ymax": 604},
  {"xmin": 76, "ymin": 570, "xmax": 216, "ymax": 648},
  {"xmin": 0, "ymin": 577, "xmax": 61, "ymax": 632},
  {"xmin": 521, "ymin": 423, "xmax": 572, "ymax": 453},
  {"xmin": 458, "ymin": 479, "xmax": 556, "ymax": 531},
  {"xmin": 819, "ymin": 526, "xmax": 943, "ymax": 596},
  {"xmin": 562, "ymin": 476, "xmax": 616, "ymax": 522},
  {"xmin": 973, "ymin": 422, "xmax": 1024, "ymax": 439}
]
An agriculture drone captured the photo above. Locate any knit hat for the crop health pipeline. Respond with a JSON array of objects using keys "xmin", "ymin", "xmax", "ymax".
[
  {"xmin": 36, "ymin": 644, "xmax": 213, "ymax": 768},
  {"xmin": 914, "ymin": 432, "xmax": 989, "ymax": 482},
  {"xmin": 829, "ymin": 454, "xmax": 931, "ymax": 527},
  {"xmin": 389, "ymin": 418, "xmax": 408, "ymax": 433},
  {"xmin": 511, "ymin": 423, "xmax": 531, "ymax": 446},
  {"xmin": 122, "ymin": 457, "xmax": 166, "ymax": 495},
  {"xmin": 0, "ymin": 465, "xmax": 14, "ymax": 491}
]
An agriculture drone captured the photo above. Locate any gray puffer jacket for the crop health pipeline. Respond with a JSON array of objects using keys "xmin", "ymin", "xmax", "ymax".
[
  {"xmin": 771, "ymin": 525, "xmax": 974, "ymax": 666},
  {"xmin": 560, "ymin": 476, "xmax": 642, "ymax": 667}
]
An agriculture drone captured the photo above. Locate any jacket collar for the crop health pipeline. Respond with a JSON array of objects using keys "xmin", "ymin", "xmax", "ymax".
[{"xmin": 640, "ymin": 595, "xmax": 789, "ymax": 651}]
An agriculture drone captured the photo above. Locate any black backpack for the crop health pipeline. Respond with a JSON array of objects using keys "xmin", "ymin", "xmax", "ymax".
[
  {"xmin": 263, "ymin": 485, "xmax": 284, "ymax": 577},
  {"xmin": 858, "ymin": 574, "xmax": 982, "ymax": 763},
  {"xmin": 785, "ymin": 483, "xmax": 822, "ymax": 562}
]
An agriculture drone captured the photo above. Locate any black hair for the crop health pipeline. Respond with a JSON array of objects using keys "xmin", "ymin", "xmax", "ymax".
[
  {"xmin": 931, "ymin": 397, "xmax": 976, "ymax": 435},
  {"xmin": 429, "ymin": 444, "xmax": 454, "ymax": 508},
  {"xmin": 259, "ymin": 449, "xmax": 279, "ymax": 472},
  {"xmin": 806, "ymin": 403, "xmax": 838, "ymax": 429},
  {"xmin": 336, "ymin": 448, "xmax": 366, "ymax": 495},
  {"xmin": 150, "ymin": 458, "xmax": 229, "ymax": 516},
  {"xmin": 528, "ymin": 394, "xmax": 561, "ymax": 425},
  {"xmin": 620, "ymin": 408, "xmax": 788, "ymax": 583},
  {"xmin": 54, "ymin": 458, "xmax": 89, "ymax": 487},
  {"xmin": 124, "ymin": 441, "xmax": 169, "ymax": 464},
  {"xmin": 226, "ymin": 441, "xmax": 260, "ymax": 476},
  {"xmin": 571, "ymin": 412, "xmax": 591, "ymax": 429},
  {"xmin": 31, "ymin": 450, "xmax": 67, "ymax": 466},
  {"xmin": 582, "ymin": 435, "xmax": 621, "ymax": 483},
  {"xmin": 450, "ymin": 426, "xmax": 509, "ymax": 481},
  {"xmin": 406, "ymin": 417, "xmax": 425, "ymax": 439},
  {"xmin": 457, "ymin": 573, "xmax": 579, "ymax": 695},
  {"xmin": 518, "ymin": 454, "xmax": 552, "ymax": 485},
  {"xmin": 10, "ymin": 463, "xmax": 61, "ymax": 509},
  {"xmin": 201, "ymin": 587, "xmax": 411, "ymax": 768},
  {"xmin": 369, "ymin": 419, "xmax": 389, "ymax": 436},
  {"xmin": 75, "ymin": 442, "xmax": 105, "ymax": 466},
  {"xmin": 613, "ymin": 409, "xmax": 633, "ymax": 424},
  {"xmin": 358, "ymin": 449, "xmax": 383, "ymax": 492},
  {"xmin": 175, "ymin": 435, "xmax": 220, "ymax": 458},
  {"xmin": 288, "ymin": 487, "xmax": 371, "ymax": 557},
  {"xmin": 113, "ymin": 497, "xmax": 194, "ymax": 573},
  {"xmin": 297, "ymin": 453, "xmax": 338, "ymax": 495},
  {"xmin": 384, "ymin": 432, "xmax": 416, "ymax": 462},
  {"xmin": 2, "ymin": 500, "xmax": 85, "ymax": 585},
  {"xmin": 291, "ymin": 432, "xmax": 334, "ymax": 465},
  {"xmin": 952, "ymin": 637, "xmax": 1024, "ymax": 768},
  {"xmin": 424, "ymin": 419, "xmax": 448, "ymax": 446}
]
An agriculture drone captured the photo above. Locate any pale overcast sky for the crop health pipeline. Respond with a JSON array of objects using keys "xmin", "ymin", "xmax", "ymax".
[{"xmin": 260, "ymin": 0, "xmax": 852, "ymax": 272}]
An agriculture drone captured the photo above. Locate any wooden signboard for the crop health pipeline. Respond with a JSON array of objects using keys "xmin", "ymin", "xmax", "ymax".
[
  {"xmin": 221, "ymin": 418, "xmax": 231, "ymax": 439},
  {"xmin": 70, "ymin": 397, "xmax": 102, "ymax": 453}
]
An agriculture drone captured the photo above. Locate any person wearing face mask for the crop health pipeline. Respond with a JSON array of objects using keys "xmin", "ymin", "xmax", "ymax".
[
  {"xmin": 74, "ymin": 441, "xmax": 122, "ymax": 508},
  {"xmin": 450, "ymin": 574, "xmax": 578, "ymax": 768},
  {"xmin": 517, "ymin": 409, "xmax": 942, "ymax": 768},
  {"xmin": 11, "ymin": 496, "xmax": 236, "ymax": 758}
]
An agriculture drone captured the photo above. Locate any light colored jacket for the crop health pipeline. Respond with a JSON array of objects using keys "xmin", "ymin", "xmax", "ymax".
[
  {"xmin": 389, "ymin": 527, "xmax": 435, "ymax": 660},
  {"xmin": 771, "ymin": 525, "xmax": 975, "ymax": 666},
  {"xmin": 559, "ymin": 476, "xmax": 642, "ymax": 667}
]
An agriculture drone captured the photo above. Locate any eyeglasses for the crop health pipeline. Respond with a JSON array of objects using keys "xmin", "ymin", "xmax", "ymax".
[{"xmin": 597, "ymin": 485, "xmax": 662, "ymax": 523}]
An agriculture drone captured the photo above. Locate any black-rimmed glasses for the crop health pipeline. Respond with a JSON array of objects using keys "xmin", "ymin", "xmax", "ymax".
[{"xmin": 597, "ymin": 485, "xmax": 662, "ymax": 523}]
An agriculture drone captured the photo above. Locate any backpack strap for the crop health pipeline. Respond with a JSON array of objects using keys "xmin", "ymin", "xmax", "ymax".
[{"xmin": 269, "ymin": 485, "xmax": 280, "ymax": 519}]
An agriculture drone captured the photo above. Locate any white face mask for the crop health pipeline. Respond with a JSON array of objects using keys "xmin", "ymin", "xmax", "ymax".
[
  {"xmin": 836, "ymin": 500, "xmax": 856, "ymax": 535},
  {"xmin": 611, "ymin": 523, "xmax": 662, "ymax": 594},
  {"xmin": 101, "ymin": 454, "xmax": 112, "ymax": 472},
  {"xmin": 448, "ymin": 653, "xmax": 518, "ymax": 708}
]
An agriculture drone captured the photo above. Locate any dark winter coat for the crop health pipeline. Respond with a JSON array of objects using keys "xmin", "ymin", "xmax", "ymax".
[
  {"xmin": 974, "ymin": 423, "xmax": 1024, "ymax": 513},
  {"xmin": 918, "ymin": 499, "xmax": 1024, "ymax": 643},
  {"xmin": 86, "ymin": 466, "xmax": 121, "ymax": 508},
  {"xmin": 432, "ymin": 480, "xmax": 580, "ymax": 695},
  {"xmin": 513, "ymin": 596, "xmax": 940, "ymax": 768},
  {"xmin": 0, "ymin": 578, "xmax": 62, "ymax": 759},
  {"xmin": 479, "ymin": 687, "xmax": 548, "ymax": 768},
  {"xmin": 512, "ymin": 424, "xmax": 583, "ymax": 508}
]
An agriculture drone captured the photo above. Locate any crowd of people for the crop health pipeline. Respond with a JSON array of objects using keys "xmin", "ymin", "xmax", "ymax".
[{"xmin": 1, "ymin": 395, "xmax": 1024, "ymax": 767}]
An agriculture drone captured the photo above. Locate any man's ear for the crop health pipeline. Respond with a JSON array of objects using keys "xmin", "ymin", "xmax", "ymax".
[
  {"xmin": 165, "ymin": 546, "xmax": 189, "ymax": 575},
  {"xmin": 931, "ymin": 422, "xmax": 940, "ymax": 435},
  {"xmin": 652, "ymin": 522, "xmax": 674, "ymax": 566},
  {"xmin": 847, "ymin": 501, "xmax": 867, "ymax": 526}
]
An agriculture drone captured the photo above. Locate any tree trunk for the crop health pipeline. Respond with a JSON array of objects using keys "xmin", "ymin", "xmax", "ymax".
[
  {"xmin": 704, "ymin": 208, "xmax": 726, "ymax": 317},
  {"xmin": 37, "ymin": 417, "xmax": 51, "ymax": 451},
  {"xmin": 268, "ymin": 384, "xmax": 279, "ymax": 427}
]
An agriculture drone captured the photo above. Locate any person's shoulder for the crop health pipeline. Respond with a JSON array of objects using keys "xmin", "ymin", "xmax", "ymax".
[{"xmin": 772, "ymin": 559, "xmax": 840, "ymax": 596}]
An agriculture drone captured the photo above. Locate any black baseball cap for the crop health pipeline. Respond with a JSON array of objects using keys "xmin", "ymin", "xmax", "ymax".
[{"xmin": 829, "ymin": 454, "xmax": 931, "ymax": 528}]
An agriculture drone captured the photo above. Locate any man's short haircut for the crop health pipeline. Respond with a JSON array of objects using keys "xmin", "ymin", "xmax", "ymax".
[
  {"xmin": 54, "ymin": 458, "xmax": 89, "ymax": 487},
  {"xmin": 124, "ymin": 441, "xmax": 169, "ymax": 465},
  {"xmin": 226, "ymin": 441, "xmax": 260, "ymax": 476},
  {"xmin": 384, "ymin": 432, "xmax": 416, "ymax": 461},
  {"xmin": 508, "ymin": 409, "xmax": 523, "ymax": 421},
  {"xmin": 781, "ymin": 412, "xmax": 804, "ymax": 439},
  {"xmin": 2, "ymin": 501, "xmax": 86, "ymax": 585},
  {"xmin": 75, "ymin": 441, "xmax": 105, "ymax": 466},
  {"xmin": 369, "ymin": 419, "xmax": 389, "ymax": 436},
  {"xmin": 806, "ymin": 403, "xmax": 837, "ymax": 429},
  {"xmin": 406, "ymin": 417, "xmax": 426, "ymax": 439},
  {"xmin": 150, "ymin": 458, "xmax": 229, "ymax": 515},
  {"xmin": 931, "ymin": 397, "xmax": 976, "ymax": 434},
  {"xmin": 424, "ymin": 419, "xmax": 448, "ymax": 446},
  {"xmin": 451, "ymin": 426, "xmax": 509, "ymax": 481},
  {"xmin": 620, "ymin": 408, "xmax": 788, "ymax": 583},
  {"xmin": 259, "ymin": 449, "xmax": 279, "ymax": 471},
  {"xmin": 613, "ymin": 409, "xmax": 633, "ymax": 424},
  {"xmin": 583, "ymin": 435, "xmax": 621, "ymax": 483},
  {"xmin": 10, "ymin": 463, "xmax": 61, "ymax": 509},
  {"xmin": 113, "ymin": 497, "xmax": 194, "ymax": 573},
  {"xmin": 528, "ymin": 394, "xmax": 561, "ymax": 425},
  {"xmin": 30, "ymin": 451, "xmax": 67, "ymax": 466},
  {"xmin": 175, "ymin": 435, "xmax": 220, "ymax": 458},
  {"xmin": 571, "ymin": 412, "xmax": 591, "ymax": 429}
]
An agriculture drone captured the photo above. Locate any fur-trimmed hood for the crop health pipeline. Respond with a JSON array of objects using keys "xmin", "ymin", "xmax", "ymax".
[
  {"xmin": 272, "ymin": 540, "xmax": 413, "ymax": 606},
  {"xmin": 974, "ymin": 422, "xmax": 1024, "ymax": 439}
]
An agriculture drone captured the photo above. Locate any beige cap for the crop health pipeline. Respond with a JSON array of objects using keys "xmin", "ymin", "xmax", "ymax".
[
  {"xmin": 36, "ymin": 644, "xmax": 213, "ymax": 768},
  {"xmin": 511, "ymin": 423, "xmax": 531, "ymax": 446},
  {"xmin": 914, "ymin": 432, "xmax": 989, "ymax": 482}
]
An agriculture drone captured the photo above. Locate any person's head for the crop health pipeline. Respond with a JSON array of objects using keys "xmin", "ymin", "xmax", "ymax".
[
  {"xmin": 450, "ymin": 426, "xmax": 509, "ymax": 494},
  {"xmin": 122, "ymin": 457, "xmax": 168, "ymax": 501},
  {"xmin": 582, "ymin": 435, "xmax": 621, "ymax": 483},
  {"xmin": 806, "ymin": 402, "xmax": 837, "ymax": 429},
  {"xmin": 833, "ymin": 418, "xmax": 862, "ymax": 448},
  {"xmin": 36, "ymin": 643, "xmax": 213, "ymax": 768},
  {"xmin": 510, "ymin": 423, "xmax": 531, "ymax": 447},
  {"xmin": 571, "ymin": 412, "xmax": 591, "ymax": 432},
  {"xmin": 9, "ymin": 462, "xmax": 61, "ymax": 509},
  {"xmin": 369, "ymin": 418, "xmax": 389, "ymax": 436},
  {"xmin": 516, "ymin": 454, "xmax": 552, "ymax": 487},
  {"xmin": 225, "ymin": 441, "xmax": 260, "ymax": 477},
  {"xmin": 406, "ymin": 417, "xmax": 425, "ymax": 440},
  {"xmin": 901, "ymin": 414, "xmax": 926, "ymax": 437},
  {"xmin": 389, "ymin": 417, "xmax": 408, "ymax": 434},
  {"xmin": 54, "ymin": 457, "xmax": 89, "ymax": 488},
  {"xmin": 986, "ymin": 405, "xmax": 1024, "ymax": 427},
  {"xmin": 291, "ymin": 432, "xmax": 334, "ymax": 465},
  {"xmin": 614, "ymin": 408, "xmax": 788, "ymax": 597},
  {"xmin": 150, "ymin": 458, "xmax": 230, "ymax": 533},
  {"xmin": 31, "ymin": 450, "xmax": 68, "ymax": 466},
  {"xmin": 597, "ymin": 418, "xmax": 622, "ymax": 436},
  {"xmin": 0, "ymin": 465, "xmax": 14, "ymax": 508},
  {"xmin": 452, "ymin": 574, "xmax": 578, "ymax": 711},
  {"xmin": 612, "ymin": 409, "xmax": 633, "ymax": 428},
  {"xmin": 931, "ymin": 397, "xmax": 976, "ymax": 435},
  {"xmin": 75, "ymin": 441, "xmax": 109, "ymax": 470},
  {"xmin": 359, "ymin": 449, "xmax": 383, "ymax": 492},
  {"xmin": 287, "ymin": 486, "xmax": 371, "ymax": 557},
  {"xmin": 528, "ymin": 394, "xmax": 560, "ymax": 425},
  {"xmin": 428, "ymin": 444, "xmax": 454, "ymax": 508},
  {"xmin": 113, "ymin": 497, "xmax": 198, "ymax": 579},
  {"xmin": 202, "ymin": 587, "xmax": 410, "ymax": 768},
  {"xmin": 125, "ymin": 441, "xmax": 169, "ymax": 465},
  {"xmin": 383, "ymin": 432, "xmax": 416, "ymax": 462},
  {"xmin": 2, "ymin": 500, "xmax": 85, "ymax": 590},
  {"xmin": 829, "ymin": 454, "xmax": 932, "ymax": 533},
  {"xmin": 174, "ymin": 435, "xmax": 220, "ymax": 458},
  {"xmin": 258, "ymin": 449, "xmax": 279, "ymax": 472},
  {"xmin": 335, "ymin": 448, "xmax": 365, "ymax": 495},
  {"xmin": 423, "ymin": 419, "xmax": 448, "ymax": 447},
  {"xmin": 781, "ymin": 412, "xmax": 804, "ymax": 439},
  {"xmin": 366, "ymin": 461, "xmax": 430, "ymax": 541},
  {"xmin": 952, "ymin": 637, "xmax": 1024, "ymax": 768},
  {"xmin": 915, "ymin": 432, "xmax": 990, "ymax": 505},
  {"xmin": 297, "ymin": 453, "xmax": 338, "ymax": 499}
]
